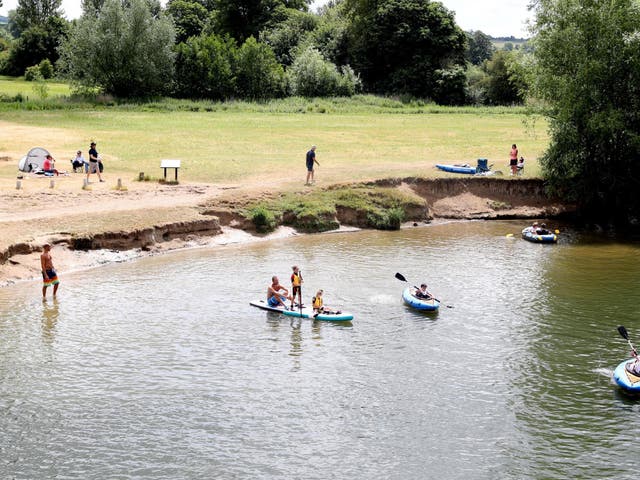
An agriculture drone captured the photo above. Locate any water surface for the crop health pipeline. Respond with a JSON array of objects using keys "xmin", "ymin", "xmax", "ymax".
[{"xmin": 1, "ymin": 221, "xmax": 640, "ymax": 479}]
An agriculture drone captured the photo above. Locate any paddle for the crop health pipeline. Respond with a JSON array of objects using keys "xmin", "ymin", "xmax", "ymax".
[
  {"xmin": 618, "ymin": 325, "xmax": 638, "ymax": 356},
  {"xmin": 394, "ymin": 272, "xmax": 452, "ymax": 308},
  {"xmin": 298, "ymin": 270, "xmax": 303, "ymax": 315}
]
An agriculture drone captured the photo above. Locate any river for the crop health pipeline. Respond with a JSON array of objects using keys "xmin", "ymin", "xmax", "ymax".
[{"xmin": 1, "ymin": 220, "xmax": 640, "ymax": 479}]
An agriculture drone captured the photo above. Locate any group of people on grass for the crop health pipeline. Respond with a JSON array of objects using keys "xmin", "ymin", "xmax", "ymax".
[
  {"xmin": 267, "ymin": 265, "xmax": 338, "ymax": 315},
  {"xmin": 42, "ymin": 141, "xmax": 105, "ymax": 182}
]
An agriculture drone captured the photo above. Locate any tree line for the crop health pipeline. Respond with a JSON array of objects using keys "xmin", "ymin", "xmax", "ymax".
[
  {"xmin": 2, "ymin": 0, "xmax": 640, "ymax": 226},
  {"xmin": 0, "ymin": 0, "xmax": 527, "ymax": 104}
]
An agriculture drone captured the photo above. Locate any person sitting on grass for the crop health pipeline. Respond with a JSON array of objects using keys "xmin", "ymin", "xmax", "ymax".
[
  {"xmin": 267, "ymin": 276, "xmax": 292, "ymax": 309},
  {"xmin": 42, "ymin": 155, "xmax": 59, "ymax": 176}
]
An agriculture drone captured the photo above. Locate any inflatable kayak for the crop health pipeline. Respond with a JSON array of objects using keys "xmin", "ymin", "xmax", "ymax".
[
  {"xmin": 521, "ymin": 227, "xmax": 557, "ymax": 243},
  {"xmin": 613, "ymin": 359, "xmax": 640, "ymax": 393},
  {"xmin": 436, "ymin": 164, "xmax": 476, "ymax": 175},
  {"xmin": 402, "ymin": 287, "xmax": 440, "ymax": 311},
  {"xmin": 282, "ymin": 307, "xmax": 353, "ymax": 322}
]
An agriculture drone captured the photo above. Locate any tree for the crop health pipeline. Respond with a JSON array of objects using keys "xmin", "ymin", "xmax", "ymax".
[
  {"xmin": 13, "ymin": 0, "xmax": 62, "ymax": 34},
  {"xmin": 482, "ymin": 50, "xmax": 524, "ymax": 105},
  {"xmin": 58, "ymin": 0, "xmax": 175, "ymax": 97},
  {"xmin": 288, "ymin": 45, "xmax": 360, "ymax": 97},
  {"xmin": 346, "ymin": 0, "xmax": 467, "ymax": 103},
  {"xmin": 235, "ymin": 36, "xmax": 286, "ymax": 99},
  {"xmin": 173, "ymin": 33, "xmax": 237, "ymax": 99},
  {"xmin": 466, "ymin": 30, "xmax": 494, "ymax": 65},
  {"xmin": 3, "ymin": 15, "xmax": 68, "ymax": 76},
  {"xmin": 166, "ymin": 0, "xmax": 208, "ymax": 43},
  {"xmin": 532, "ymin": 0, "xmax": 640, "ymax": 223},
  {"xmin": 211, "ymin": 0, "xmax": 307, "ymax": 43},
  {"xmin": 260, "ymin": 8, "xmax": 317, "ymax": 66}
]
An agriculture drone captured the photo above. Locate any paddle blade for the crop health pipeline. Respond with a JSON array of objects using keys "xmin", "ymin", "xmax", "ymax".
[
  {"xmin": 618, "ymin": 325, "xmax": 629, "ymax": 340},
  {"xmin": 506, "ymin": 233, "xmax": 514, "ymax": 237},
  {"xmin": 395, "ymin": 272, "xmax": 407, "ymax": 282}
]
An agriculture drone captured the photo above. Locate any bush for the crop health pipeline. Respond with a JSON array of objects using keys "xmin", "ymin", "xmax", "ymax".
[
  {"xmin": 248, "ymin": 205, "xmax": 277, "ymax": 233},
  {"xmin": 24, "ymin": 65, "xmax": 42, "ymax": 81},
  {"xmin": 288, "ymin": 46, "xmax": 359, "ymax": 97},
  {"xmin": 235, "ymin": 37, "xmax": 287, "ymax": 100},
  {"xmin": 38, "ymin": 59, "xmax": 54, "ymax": 79}
]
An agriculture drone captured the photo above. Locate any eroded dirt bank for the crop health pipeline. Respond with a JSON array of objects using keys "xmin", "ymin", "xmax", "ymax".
[{"xmin": 0, "ymin": 177, "xmax": 574, "ymax": 287}]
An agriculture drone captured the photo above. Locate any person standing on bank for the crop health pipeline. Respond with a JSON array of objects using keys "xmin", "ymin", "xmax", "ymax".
[
  {"xmin": 510, "ymin": 144, "xmax": 519, "ymax": 176},
  {"xmin": 305, "ymin": 145, "xmax": 320, "ymax": 185},
  {"xmin": 87, "ymin": 141, "xmax": 105, "ymax": 183},
  {"xmin": 40, "ymin": 243, "xmax": 60, "ymax": 298}
]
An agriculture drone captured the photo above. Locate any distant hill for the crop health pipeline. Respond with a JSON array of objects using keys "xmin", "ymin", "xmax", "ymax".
[{"xmin": 491, "ymin": 36, "xmax": 529, "ymax": 51}]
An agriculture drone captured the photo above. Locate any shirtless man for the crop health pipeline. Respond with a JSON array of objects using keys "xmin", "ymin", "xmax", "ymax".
[
  {"xmin": 40, "ymin": 243, "xmax": 60, "ymax": 298},
  {"xmin": 267, "ymin": 276, "xmax": 292, "ymax": 309}
]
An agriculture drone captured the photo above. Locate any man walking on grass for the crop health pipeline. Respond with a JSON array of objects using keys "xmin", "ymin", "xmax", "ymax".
[{"xmin": 305, "ymin": 145, "xmax": 320, "ymax": 185}]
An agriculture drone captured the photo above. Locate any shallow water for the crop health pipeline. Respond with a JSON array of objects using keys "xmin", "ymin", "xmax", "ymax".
[{"xmin": 2, "ymin": 220, "xmax": 640, "ymax": 479}]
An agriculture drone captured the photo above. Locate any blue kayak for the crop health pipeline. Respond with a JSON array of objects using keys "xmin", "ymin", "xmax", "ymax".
[
  {"xmin": 402, "ymin": 287, "xmax": 440, "ymax": 311},
  {"xmin": 521, "ymin": 227, "xmax": 557, "ymax": 243},
  {"xmin": 436, "ymin": 164, "xmax": 476, "ymax": 175},
  {"xmin": 283, "ymin": 307, "xmax": 353, "ymax": 322},
  {"xmin": 613, "ymin": 359, "xmax": 640, "ymax": 393}
]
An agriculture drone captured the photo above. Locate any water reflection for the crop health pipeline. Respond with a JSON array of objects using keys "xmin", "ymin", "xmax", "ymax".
[{"xmin": 41, "ymin": 297, "xmax": 59, "ymax": 345}]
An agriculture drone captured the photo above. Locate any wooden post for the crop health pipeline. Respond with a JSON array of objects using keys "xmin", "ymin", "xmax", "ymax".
[
  {"xmin": 138, "ymin": 172, "xmax": 145, "ymax": 181},
  {"xmin": 83, "ymin": 178, "xmax": 89, "ymax": 189},
  {"xmin": 49, "ymin": 179, "xmax": 55, "ymax": 189},
  {"xmin": 117, "ymin": 178, "xmax": 122, "ymax": 189},
  {"xmin": 16, "ymin": 180, "xmax": 21, "ymax": 190}
]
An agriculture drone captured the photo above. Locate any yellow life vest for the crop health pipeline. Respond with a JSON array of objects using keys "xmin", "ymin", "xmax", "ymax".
[
  {"xmin": 292, "ymin": 272, "xmax": 301, "ymax": 287},
  {"xmin": 313, "ymin": 296, "xmax": 323, "ymax": 309}
]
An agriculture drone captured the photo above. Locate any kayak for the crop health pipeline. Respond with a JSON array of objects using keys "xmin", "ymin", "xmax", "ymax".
[
  {"xmin": 249, "ymin": 299, "xmax": 290, "ymax": 313},
  {"xmin": 521, "ymin": 227, "xmax": 557, "ymax": 244},
  {"xmin": 402, "ymin": 287, "xmax": 440, "ymax": 311},
  {"xmin": 613, "ymin": 359, "xmax": 640, "ymax": 393},
  {"xmin": 436, "ymin": 164, "xmax": 476, "ymax": 175},
  {"xmin": 282, "ymin": 307, "xmax": 354, "ymax": 322}
]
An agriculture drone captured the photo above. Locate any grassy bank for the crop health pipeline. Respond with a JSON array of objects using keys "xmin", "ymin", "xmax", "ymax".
[{"xmin": 0, "ymin": 96, "xmax": 548, "ymax": 185}]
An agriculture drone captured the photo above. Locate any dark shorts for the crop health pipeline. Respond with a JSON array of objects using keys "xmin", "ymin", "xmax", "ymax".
[
  {"xmin": 292, "ymin": 286, "xmax": 301, "ymax": 296},
  {"xmin": 510, "ymin": 159, "xmax": 518, "ymax": 166},
  {"xmin": 306, "ymin": 162, "xmax": 314, "ymax": 172}
]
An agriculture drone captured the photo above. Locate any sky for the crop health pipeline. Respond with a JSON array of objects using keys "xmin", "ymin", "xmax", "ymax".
[{"xmin": 0, "ymin": 0, "xmax": 532, "ymax": 38}]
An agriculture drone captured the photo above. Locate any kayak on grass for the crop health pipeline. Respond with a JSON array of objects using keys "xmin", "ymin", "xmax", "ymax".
[
  {"xmin": 521, "ymin": 227, "xmax": 557, "ymax": 244},
  {"xmin": 283, "ymin": 307, "xmax": 354, "ymax": 322},
  {"xmin": 436, "ymin": 164, "xmax": 476, "ymax": 175},
  {"xmin": 613, "ymin": 359, "xmax": 640, "ymax": 394},
  {"xmin": 402, "ymin": 287, "xmax": 440, "ymax": 311}
]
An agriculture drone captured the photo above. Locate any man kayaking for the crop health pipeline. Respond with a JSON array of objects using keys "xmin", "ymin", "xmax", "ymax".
[
  {"xmin": 626, "ymin": 348, "xmax": 640, "ymax": 376},
  {"xmin": 267, "ymin": 276, "xmax": 292, "ymax": 309},
  {"xmin": 413, "ymin": 284, "xmax": 433, "ymax": 300}
]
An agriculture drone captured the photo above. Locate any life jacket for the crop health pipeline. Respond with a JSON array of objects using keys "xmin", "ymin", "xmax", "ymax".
[
  {"xmin": 291, "ymin": 272, "xmax": 301, "ymax": 287},
  {"xmin": 313, "ymin": 296, "xmax": 323, "ymax": 309}
]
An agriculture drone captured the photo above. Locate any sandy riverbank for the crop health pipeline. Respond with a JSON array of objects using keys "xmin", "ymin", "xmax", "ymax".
[{"xmin": 0, "ymin": 172, "xmax": 572, "ymax": 288}]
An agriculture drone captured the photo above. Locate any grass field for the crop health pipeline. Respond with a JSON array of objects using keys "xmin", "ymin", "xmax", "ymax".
[
  {"xmin": 0, "ymin": 107, "xmax": 548, "ymax": 185},
  {"xmin": 0, "ymin": 75, "xmax": 72, "ymax": 98}
]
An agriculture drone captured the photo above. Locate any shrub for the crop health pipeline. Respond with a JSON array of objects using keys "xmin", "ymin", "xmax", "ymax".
[
  {"xmin": 248, "ymin": 205, "xmax": 277, "ymax": 232},
  {"xmin": 38, "ymin": 59, "xmax": 54, "ymax": 79},
  {"xmin": 288, "ymin": 46, "xmax": 359, "ymax": 97},
  {"xmin": 24, "ymin": 65, "xmax": 42, "ymax": 81}
]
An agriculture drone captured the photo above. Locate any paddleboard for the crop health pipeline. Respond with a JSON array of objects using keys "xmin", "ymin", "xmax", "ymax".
[
  {"xmin": 250, "ymin": 299, "xmax": 289, "ymax": 313},
  {"xmin": 282, "ymin": 307, "xmax": 354, "ymax": 322}
]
